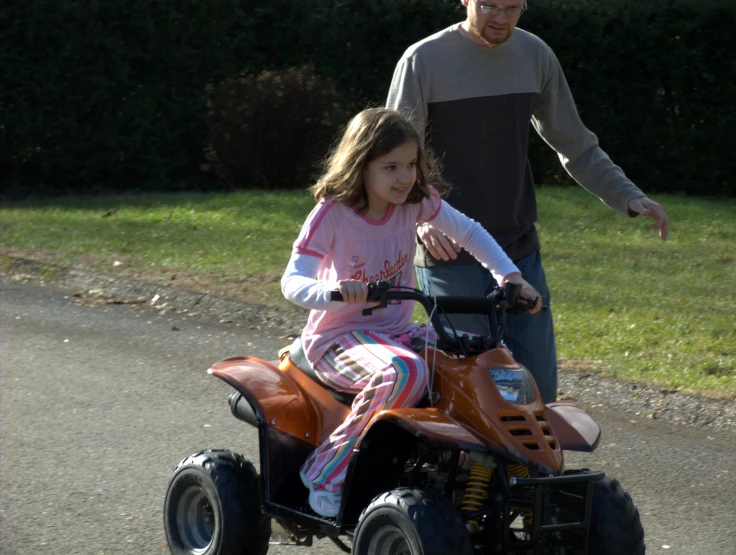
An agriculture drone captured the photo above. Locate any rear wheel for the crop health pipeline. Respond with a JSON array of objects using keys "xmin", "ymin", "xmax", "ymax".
[
  {"xmin": 353, "ymin": 488, "xmax": 472, "ymax": 555},
  {"xmin": 164, "ymin": 450, "xmax": 271, "ymax": 555}
]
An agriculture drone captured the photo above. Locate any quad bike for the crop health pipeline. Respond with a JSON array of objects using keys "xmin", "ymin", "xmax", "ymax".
[{"xmin": 164, "ymin": 281, "xmax": 645, "ymax": 555}]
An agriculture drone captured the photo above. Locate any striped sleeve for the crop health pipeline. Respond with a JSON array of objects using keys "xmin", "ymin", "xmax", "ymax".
[
  {"xmin": 416, "ymin": 186, "xmax": 442, "ymax": 223},
  {"xmin": 293, "ymin": 199, "xmax": 336, "ymax": 258}
]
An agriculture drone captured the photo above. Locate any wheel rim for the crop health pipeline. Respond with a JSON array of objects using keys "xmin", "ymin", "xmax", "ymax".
[
  {"xmin": 366, "ymin": 525, "xmax": 411, "ymax": 555},
  {"xmin": 176, "ymin": 485, "xmax": 215, "ymax": 552}
]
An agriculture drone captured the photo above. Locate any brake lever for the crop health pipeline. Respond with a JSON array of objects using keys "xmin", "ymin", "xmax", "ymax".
[{"xmin": 361, "ymin": 281, "xmax": 391, "ymax": 315}]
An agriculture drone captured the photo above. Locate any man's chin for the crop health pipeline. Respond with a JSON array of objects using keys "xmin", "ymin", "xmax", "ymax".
[{"xmin": 482, "ymin": 28, "xmax": 513, "ymax": 46}]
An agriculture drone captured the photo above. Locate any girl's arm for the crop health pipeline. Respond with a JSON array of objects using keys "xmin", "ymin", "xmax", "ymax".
[
  {"xmin": 429, "ymin": 201, "xmax": 542, "ymax": 312},
  {"xmin": 281, "ymin": 253, "xmax": 367, "ymax": 309},
  {"xmin": 281, "ymin": 253, "xmax": 333, "ymax": 310},
  {"xmin": 429, "ymin": 201, "xmax": 519, "ymax": 284}
]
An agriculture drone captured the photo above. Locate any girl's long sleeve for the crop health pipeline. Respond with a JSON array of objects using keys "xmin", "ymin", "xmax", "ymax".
[
  {"xmin": 281, "ymin": 253, "xmax": 338, "ymax": 310},
  {"xmin": 429, "ymin": 200, "xmax": 520, "ymax": 283}
]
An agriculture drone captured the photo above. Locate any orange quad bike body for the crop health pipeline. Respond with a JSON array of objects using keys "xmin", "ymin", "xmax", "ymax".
[{"xmin": 164, "ymin": 282, "xmax": 645, "ymax": 555}]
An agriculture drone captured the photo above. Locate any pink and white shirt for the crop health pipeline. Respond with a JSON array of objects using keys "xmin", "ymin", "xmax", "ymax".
[{"xmin": 281, "ymin": 187, "xmax": 519, "ymax": 364}]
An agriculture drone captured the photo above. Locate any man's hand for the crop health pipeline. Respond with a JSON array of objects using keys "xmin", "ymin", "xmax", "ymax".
[
  {"xmin": 417, "ymin": 223, "xmax": 462, "ymax": 261},
  {"xmin": 628, "ymin": 196, "xmax": 670, "ymax": 240}
]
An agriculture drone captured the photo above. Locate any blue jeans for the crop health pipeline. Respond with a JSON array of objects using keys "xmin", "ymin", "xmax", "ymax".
[{"xmin": 415, "ymin": 251, "xmax": 557, "ymax": 403}]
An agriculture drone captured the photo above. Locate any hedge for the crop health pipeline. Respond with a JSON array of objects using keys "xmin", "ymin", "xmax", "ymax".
[
  {"xmin": 523, "ymin": 0, "xmax": 735, "ymax": 196},
  {"xmin": 1, "ymin": 0, "xmax": 733, "ymax": 197}
]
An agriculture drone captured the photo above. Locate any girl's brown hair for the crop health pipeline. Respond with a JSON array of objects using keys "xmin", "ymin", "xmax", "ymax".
[{"xmin": 309, "ymin": 108, "xmax": 448, "ymax": 212}]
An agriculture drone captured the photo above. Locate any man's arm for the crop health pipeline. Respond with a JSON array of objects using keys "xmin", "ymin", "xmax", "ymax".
[
  {"xmin": 531, "ymin": 49, "xmax": 640, "ymax": 213},
  {"xmin": 386, "ymin": 54, "xmax": 429, "ymax": 145},
  {"xmin": 389, "ymin": 51, "xmax": 471, "ymax": 256},
  {"xmin": 531, "ymin": 49, "xmax": 668, "ymax": 239}
]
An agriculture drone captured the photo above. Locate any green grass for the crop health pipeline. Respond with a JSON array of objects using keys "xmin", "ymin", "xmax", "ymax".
[
  {"xmin": 0, "ymin": 191, "xmax": 316, "ymax": 305},
  {"xmin": 1, "ymin": 188, "xmax": 734, "ymax": 398},
  {"xmin": 536, "ymin": 188, "xmax": 736, "ymax": 397}
]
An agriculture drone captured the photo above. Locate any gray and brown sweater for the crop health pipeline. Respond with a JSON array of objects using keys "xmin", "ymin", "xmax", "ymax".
[{"xmin": 387, "ymin": 24, "xmax": 645, "ymax": 266}]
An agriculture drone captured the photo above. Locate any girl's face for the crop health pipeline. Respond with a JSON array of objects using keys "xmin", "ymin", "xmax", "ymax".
[{"xmin": 362, "ymin": 140, "xmax": 418, "ymax": 219}]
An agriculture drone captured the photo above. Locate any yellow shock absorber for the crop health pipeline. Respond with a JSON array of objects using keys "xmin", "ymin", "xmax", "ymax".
[
  {"xmin": 461, "ymin": 462, "xmax": 494, "ymax": 513},
  {"xmin": 506, "ymin": 463, "xmax": 530, "ymax": 479}
]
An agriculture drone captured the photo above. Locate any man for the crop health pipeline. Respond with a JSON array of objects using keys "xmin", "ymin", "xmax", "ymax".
[{"xmin": 386, "ymin": 0, "xmax": 669, "ymax": 403}]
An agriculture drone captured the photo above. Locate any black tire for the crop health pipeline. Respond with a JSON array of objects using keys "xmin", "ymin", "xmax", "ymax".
[
  {"xmin": 586, "ymin": 476, "xmax": 645, "ymax": 555},
  {"xmin": 353, "ymin": 488, "xmax": 472, "ymax": 555},
  {"xmin": 164, "ymin": 450, "xmax": 271, "ymax": 555}
]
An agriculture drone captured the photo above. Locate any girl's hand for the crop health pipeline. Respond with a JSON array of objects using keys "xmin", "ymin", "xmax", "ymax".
[
  {"xmin": 337, "ymin": 279, "xmax": 369, "ymax": 304},
  {"xmin": 502, "ymin": 272, "xmax": 543, "ymax": 314}
]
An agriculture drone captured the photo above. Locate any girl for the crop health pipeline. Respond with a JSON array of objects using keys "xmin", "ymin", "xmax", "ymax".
[{"xmin": 281, "ymin": 107, "xmax": 541, "ymax": 517}]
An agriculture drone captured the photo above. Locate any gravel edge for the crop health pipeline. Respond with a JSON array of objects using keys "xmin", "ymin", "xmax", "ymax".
[{"xmin": 3, "ymin": 255, "xmax": 734, "ymax": 433}]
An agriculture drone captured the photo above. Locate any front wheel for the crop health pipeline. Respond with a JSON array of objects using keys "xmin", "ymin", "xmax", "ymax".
[
  {"xmin": 163, "ymin": 450, "xmax": 271, "ymax": 555},
  {"xmin": 586, "ymin": 476, "xmax": 645, "ymax": 555},
  {"xmin": 353, "ymin": 488, "xmax": 472, "ymax": 555}
]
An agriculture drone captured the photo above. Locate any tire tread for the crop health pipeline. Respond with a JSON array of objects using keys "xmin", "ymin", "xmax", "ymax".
[
  {"xmin": 165, "ymin": 449, "xmax": 270, "ymax": 555},
  {"xmin": 355, "ymin": 487, "xmax": 472, "ymax": 555},
  {"xmin": 587, "ymin": 476, "xmax": 645, "ymax": 555}
]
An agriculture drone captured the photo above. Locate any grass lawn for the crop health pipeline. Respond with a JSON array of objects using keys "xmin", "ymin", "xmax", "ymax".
[{"xmin": 1, "ymin": 187, "xmax": 734, "ymax": 398}]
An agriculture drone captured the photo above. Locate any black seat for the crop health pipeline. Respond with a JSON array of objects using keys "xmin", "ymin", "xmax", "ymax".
[{"xmin": 288, "ymin": 336, "xmax": 357, "ymax": 406}]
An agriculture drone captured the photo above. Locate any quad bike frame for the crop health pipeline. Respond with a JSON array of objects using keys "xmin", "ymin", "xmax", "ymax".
[{"xmin": 166, "ymin": 282, "xmax": 645, "ymax": 555}]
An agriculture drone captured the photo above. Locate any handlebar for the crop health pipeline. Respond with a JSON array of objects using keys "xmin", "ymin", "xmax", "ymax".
[
  {"xmin": 330, "ymin": 289, "xmax": 499, "ymax": 314},
  {"xmin": 329, "ymin": 281, "xmax": 545, "ymax": 355},
  {"xmin": 329, "ymin": 281, "xmax": 540, "ymax": 313}
]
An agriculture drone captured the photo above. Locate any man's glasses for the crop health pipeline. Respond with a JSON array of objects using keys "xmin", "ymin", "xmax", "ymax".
[{"xmin": 474, "ymin": 0, "xmax": 527, "ymax": 18}]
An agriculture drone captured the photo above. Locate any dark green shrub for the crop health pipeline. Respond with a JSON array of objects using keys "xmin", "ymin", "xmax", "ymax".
[
  {"xmin": 1, "ymin": 0, "xmax": 733, "ymax": 197},
  {"xmin": 297, "ymin": 0, "xmax": 465, "ymax": 114},
  {"xmin": 203, "ymin": 66, "xmax": 347, "ymax": 190},
  {"xmin": 0, "ymin": 0, "xmax": 264, "ymax": 197}
]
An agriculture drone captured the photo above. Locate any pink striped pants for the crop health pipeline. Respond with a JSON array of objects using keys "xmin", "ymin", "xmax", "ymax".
[{"xmin": 300, "ymin": 325, "xmax": 437, "ymax": 493}]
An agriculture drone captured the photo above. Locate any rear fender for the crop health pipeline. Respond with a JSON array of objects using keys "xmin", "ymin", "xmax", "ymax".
[
  {"xmin": 545, "ymin": 402, "xmax": 601, "ymax": 452},
  {"xmin": 208, "ymin": 356, "xmax": 320, "ymax": 446},
  {"xmin": 210, "ymin": 355, "xmax": 356, "ymax": 514}
]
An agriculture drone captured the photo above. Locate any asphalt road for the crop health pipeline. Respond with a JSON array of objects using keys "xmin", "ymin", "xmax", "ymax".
[{"xmin": 2, "ymin": 279, "xmax": 735, "ymax": 555}]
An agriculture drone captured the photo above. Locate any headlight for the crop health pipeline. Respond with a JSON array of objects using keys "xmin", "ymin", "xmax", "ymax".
[{"xmin": 488, "ymin": 367, "xmax": 536, "ymax": 404}]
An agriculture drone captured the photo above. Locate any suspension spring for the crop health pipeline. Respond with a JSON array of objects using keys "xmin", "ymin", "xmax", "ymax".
[
  {"xmin": 506, "ymin": 463, "xmax": 530, "ymax": 479},
  {"xmin": 461, "ymin": 462, "xmax": 493, "ymax": 513}
]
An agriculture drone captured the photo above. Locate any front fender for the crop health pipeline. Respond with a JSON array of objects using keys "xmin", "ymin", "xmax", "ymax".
[
  {"xmin": 339, "ymin": 408, "xmax": 487, "ymax": 525},
  {"xmin": 545, "ymin": 402, "xmax": 601, "ymax": 452},
  {"xmin": 364, "ymin": 407, "xmax": 487, "ymax": 451},
  {"xmin": 208, "ymin": 356, "xmax": 320, "ymax": 446}
]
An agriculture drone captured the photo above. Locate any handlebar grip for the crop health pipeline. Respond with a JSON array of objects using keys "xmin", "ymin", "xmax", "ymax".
[
  {"xmin": 513, "ymin": 296, "xmax": 549, "ymax": 313},
  {"xmin": 329, "ymin": 290, "xmax": 382, "ymax": 303}
]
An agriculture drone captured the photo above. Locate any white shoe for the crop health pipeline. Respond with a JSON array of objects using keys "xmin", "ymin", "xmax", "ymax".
[{"xmin": 299, "ymin": 471, "xmax": 341, "ymax": 518}]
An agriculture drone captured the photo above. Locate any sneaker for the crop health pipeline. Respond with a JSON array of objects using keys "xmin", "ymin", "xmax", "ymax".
[{"xmin": 299, "ymin": 471, "xmax": 342, "ymax": 518}]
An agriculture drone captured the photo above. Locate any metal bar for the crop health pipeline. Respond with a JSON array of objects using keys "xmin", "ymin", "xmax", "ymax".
[
  {"xmin": 509, "ymin": 471, "xmax": 605, "ymax": 487},
  {"xmin": 540, "ymin": 522, "xmax": 587, "ymax": 532},
  {"xmin": 445, "ymin": 449, "xmax": 460, "ymax": 499},
  {"xmin": 264, "ymin": 501, "xmax": 343, "ymax": 535},
  {"xmin": 528, "ymin": 485, "xmax": 546, "ymax": 543}
]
